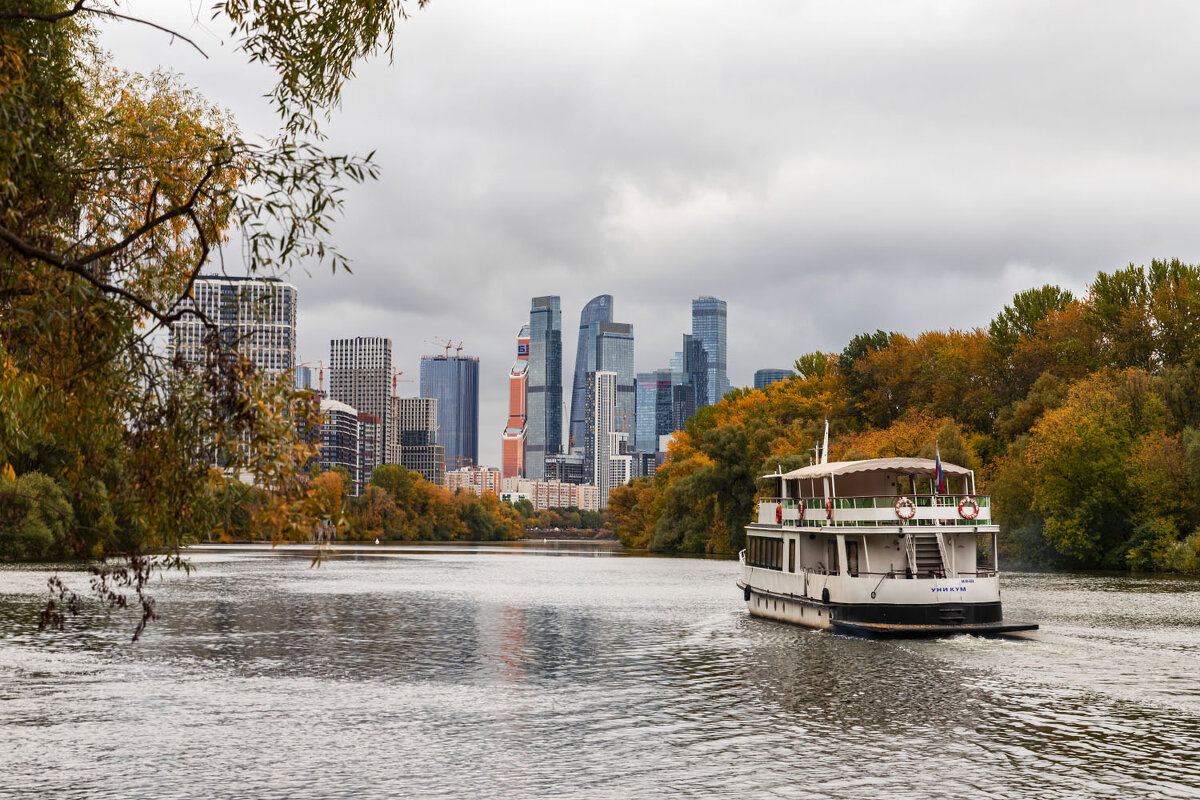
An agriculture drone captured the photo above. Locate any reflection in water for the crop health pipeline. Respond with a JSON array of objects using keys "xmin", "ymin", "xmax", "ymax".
[{"xmin": 1, "ymin": 547, "xmax": 1198, "ymax": 799}]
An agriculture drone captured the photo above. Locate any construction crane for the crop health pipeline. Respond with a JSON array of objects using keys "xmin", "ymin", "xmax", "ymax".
[
  {"xmin": 424, "ymin": 337, "xmax": 454, "ymax": 357},
  {"xmin": 392, "ymin": 369, "xmax": 414, "ymax": 395},
  {"xmin": 423, "ymin": 337, "xmax": 466, "ymax": 358},
  {"xmin": 297, "ymin": 359, "xmax": 326, "ymax": 392}
]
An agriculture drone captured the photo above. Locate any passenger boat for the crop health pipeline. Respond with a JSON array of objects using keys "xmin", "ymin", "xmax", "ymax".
[{"xmin": 736, "ymin": 454, "xmax": 1037, "ymax": 637}]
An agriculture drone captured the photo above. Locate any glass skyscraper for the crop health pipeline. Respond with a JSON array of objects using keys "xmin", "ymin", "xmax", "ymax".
[
  {"xmin": 568, "ymin": 294, "xmax": 612, "ymax": 452},
  {"xmin": 754, "ymin": 368, "xmax": 795, "ymax": 390},
  {"xmin": 691, "ymin": 296, "xmax": 728, "ymax": 407},
  {"xmin": 635, "ymin": 369, "xmax": 673, "ymax": 453},
  {"xmin": 595, "ymin": 321, "xmax": 635, "ymax": 443},
  {"xmin": 419, "ymin": 354, "xmax": 480, "ymax": 470},
  {"xmin": 526, "ymin": 296, "xmax": 562, "ymax": 480}
]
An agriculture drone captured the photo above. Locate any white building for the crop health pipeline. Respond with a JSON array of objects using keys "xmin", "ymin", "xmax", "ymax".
[
  {"xmin": 446, "ymin": 465, "xmax": 502, "ymax": 497},
  {"xmin": 500, "ymin": 478, "xmax": 601, "ymax": 512}
]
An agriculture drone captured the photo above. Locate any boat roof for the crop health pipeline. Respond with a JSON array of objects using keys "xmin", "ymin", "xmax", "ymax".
[{"xmin": 764, "ymin": 457, "xmax": 972, "ymax": 481}]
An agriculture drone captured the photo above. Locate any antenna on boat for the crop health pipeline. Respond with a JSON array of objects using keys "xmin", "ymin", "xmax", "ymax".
[{"xmin": 821, "ymin": 419, "xmax": 829, "ymax": 464}]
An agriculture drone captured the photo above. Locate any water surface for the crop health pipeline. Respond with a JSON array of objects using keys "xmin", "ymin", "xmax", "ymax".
[{"xmin": 1, "ymin": 543, "xmax": 1197, "ymax": 799}]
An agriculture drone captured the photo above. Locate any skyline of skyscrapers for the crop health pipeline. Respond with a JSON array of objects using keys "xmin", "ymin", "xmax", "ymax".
[
  {"xmin": 297, "ymin": 291, "xmax": 734, "ymax": 482},
  {"xmin": 526, "ymin": 295, "xmax": 562, "ymax": 480},
  {"xmin": 420, "ymin": 352, "xmax": 480, "ymax": 469}
]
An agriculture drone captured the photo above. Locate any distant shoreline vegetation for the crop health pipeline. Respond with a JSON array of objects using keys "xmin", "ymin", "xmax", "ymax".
[{"xmin": 609, "ymin": 260, "xmax": 1200, "ymax": 576}]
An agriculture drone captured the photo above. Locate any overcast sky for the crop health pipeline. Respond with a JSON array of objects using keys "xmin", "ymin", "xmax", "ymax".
[{"xmin": 107, "ymin": 1, "xmax": 1200, "ymax": 466}]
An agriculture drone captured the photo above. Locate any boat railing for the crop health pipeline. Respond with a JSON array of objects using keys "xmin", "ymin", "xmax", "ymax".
[{"xmin": 757, "ymin": 494, "xmax": 992, "ymax": 527}]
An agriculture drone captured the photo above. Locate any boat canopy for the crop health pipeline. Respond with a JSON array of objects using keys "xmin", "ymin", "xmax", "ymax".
[{"xmin": 762, "ymin": 457, "xmax": 972, "ymax": 481}]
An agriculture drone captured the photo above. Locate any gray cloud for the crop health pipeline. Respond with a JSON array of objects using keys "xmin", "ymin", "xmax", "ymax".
[{"xmin": 106, "ymin": 0, "xmax": 1200, "ymax": 465}]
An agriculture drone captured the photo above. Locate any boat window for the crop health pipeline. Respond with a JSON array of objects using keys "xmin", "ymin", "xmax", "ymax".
[
  {"xmin": 846, "ymin": 541, "xmax": 859, "ymax": 577},
  {"xmin": 747, "ymin": 535, "xmax": 783, "ymax": 571},
  {"xmin": 788, "ymin": 539, "xmax": 796, "ymax": 574},
  {"xmin": 826, "ymin": 539, "xmax": 840, "ymax": 575}
]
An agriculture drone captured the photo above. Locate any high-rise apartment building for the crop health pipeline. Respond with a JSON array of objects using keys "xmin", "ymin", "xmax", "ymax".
[
  {"xmin": 419, "ymin": 353, "xmax": 480, "ymax": 470},
  {"xmin": 355, "ymin": 412, "xmax": 381, "ymax": 496},
  {"xmin": 691, "ymin": 296, "xmax": 728, "ymax": 406},
  {"xmin": 169, "ymin": 275, "xmax": 297, "ymax": 376},
  {"xmin": 387, "ymin": 396, "xmax": 445, "ymax": 487},
  {"xmin": 526, "ymin": 296, "xmax": 562, "ymax": 480},
  {"xmin": 501, "ymin": 326, "xmax": 530, "ymax": 478},
  {"xmin": 754, "ymin": 368, "xmax": 795, "ymax": 390},
  {"xmin": 569, "ymin": 295, "xmax": 612, "ymax": 452},
  {"xmin": 329, "ymin": 337, "xmax": 392, "ymax": 478},
  {"xmin": 584, "ymin": 370, "xmax": 627, "ymax": 507},
  {"xmin": 318, "ymin": 396, "xmax": 359, "ymax": 484}
]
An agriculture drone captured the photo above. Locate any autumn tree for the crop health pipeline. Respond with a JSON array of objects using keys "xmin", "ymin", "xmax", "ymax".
[{"xmin": 0, "ymin": 0, "xmax": 431, "ymax": 636}]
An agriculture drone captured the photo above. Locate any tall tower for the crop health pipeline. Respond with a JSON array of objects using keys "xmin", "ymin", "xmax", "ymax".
[
  {"xmin": 419, "ymin": 352, "xmax": 480, "ymax": 469},
  {"xmin": 526, "ymin": 296, "xmax": 562, "ymax": 479},
  {"xmin": 501, "ymin": 326, "xmax": 530, "ymax": 478},
  {"xmin": 595, "ymin": 321, "xmax": 635, "ymax": 449},
  {"xmin": 691, "ymin": 296, "xmax": 728, "ymax": 407},
  {"xmin": 569, "ymin": 294, "xmax": 613, "ymax": 452},
  {"xmin": 329, "ymin": 336, "xmax": 392, "ymax": 472},
  {"xmin": 584, "ymin": 370, "xmax": 618, "ymax": 506}
]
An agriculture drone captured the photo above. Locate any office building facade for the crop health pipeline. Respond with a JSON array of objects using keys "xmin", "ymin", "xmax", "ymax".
[
  {"xmin": 754, "ymin": 368, "xmax": 795, "ymax": 390},
  {"xmin": 329, "ymin": 337, "xmax": 392, "ymax": 477},
  {"xmin": 595, "ymin": 321, "xmax": 636, "ymax": 447},
  {"xmin": 526, "ymin": 296, "xmax": 562, "ymax": 479},
  {"xmin": 691, "ymin": 296, "xmax": 728, "ymax": 407},
  {"xmin": 635, "ymin": 369, "xmax": 673, "ymax": 454},
  {"xmin": 419, "ymin": 353, "xmax": 480, "ymax": 470},
  {"xmin": 501, "ymin": 326, "xmax": 530, "ymax": 478},
  {"xmin": 568, "ymin": 294, "xmax": 613, "ymax": 452}
]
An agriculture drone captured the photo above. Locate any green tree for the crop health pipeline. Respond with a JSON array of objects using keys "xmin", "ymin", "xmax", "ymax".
[{"xmin": 0, "ymin": 471, "xmax": 74, "ymax": 560}]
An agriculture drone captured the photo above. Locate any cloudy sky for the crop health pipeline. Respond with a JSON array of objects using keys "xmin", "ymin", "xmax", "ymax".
[{"xmin": 108, "ymin": 1, "xmax": 1200, "ymax": 466}]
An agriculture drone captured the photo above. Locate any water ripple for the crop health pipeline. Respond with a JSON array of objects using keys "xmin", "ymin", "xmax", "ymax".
[{"xmin": 1, "ymin": 553, "xmax": 1198, "ymax": 799}]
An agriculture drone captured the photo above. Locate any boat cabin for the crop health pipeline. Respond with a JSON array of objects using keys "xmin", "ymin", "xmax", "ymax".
[{"xmin": 751, "ymin": 458, "xmax": 997, "ymax": 580}]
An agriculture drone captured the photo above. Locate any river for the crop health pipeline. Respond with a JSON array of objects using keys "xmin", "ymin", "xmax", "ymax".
[{"xmin": 1, "ymin": 543, "xmax": 1198, "ymax": 799}]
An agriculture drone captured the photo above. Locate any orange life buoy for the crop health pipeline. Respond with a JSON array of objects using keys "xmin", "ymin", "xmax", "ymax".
[
  {"xmin": 958, "ymin": 497, "xmax": 980, "ymax": 520},
  {"xmin": 895, "ymin": 497, "xmax": 917, "ymax": 520},
  {"xmin": 775, "ymin": 503, "xmax": 782, "ymax": 524},
  {"xmin": 825, "ymin": 499, "xmax": 834, "ymax": 520}
]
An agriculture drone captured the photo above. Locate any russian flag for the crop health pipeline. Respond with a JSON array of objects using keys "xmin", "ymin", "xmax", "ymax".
[{"xmin": 934, "ymin": 444, "xmax": 946, "ymax": 494}]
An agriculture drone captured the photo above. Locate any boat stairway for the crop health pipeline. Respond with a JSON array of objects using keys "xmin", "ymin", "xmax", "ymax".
[{"xmin": 913, "ymin": 533, "xmax": 944, "ymax": 576}]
